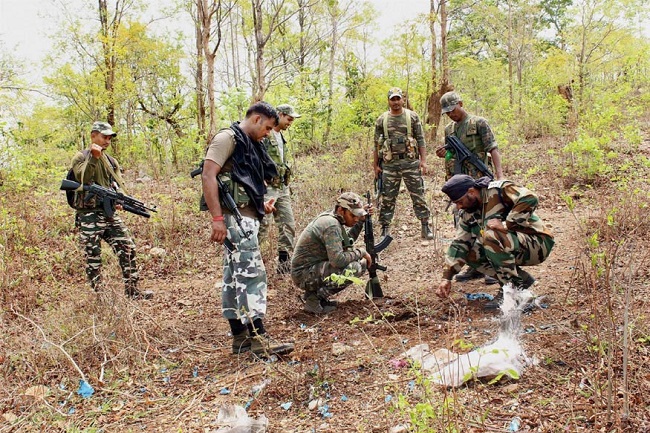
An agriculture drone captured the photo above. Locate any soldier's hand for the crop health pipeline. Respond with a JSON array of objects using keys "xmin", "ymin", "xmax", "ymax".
[
  {"xmin": 264, "ymin": 197, "xmax": 277, "ymax": 214},
  {"xmin": 435, "ymin": 280, "xmax": 452, "ymax": 299},
  {"xmin": 374, "ymin": 165, "xmax": 382, "ymax": 178},
  {"xmin": 435, "ymin": 146, "xmax": 446, "ymax": 158},
  {"xmin": 363, "ymin": 252, "xmax": 373, "ymax": 267},
  {"xmin": 210, "ymin": 221, "xmax": 227, "ymax": 244},
  {"xmin": 364, "ymin": 203, "xmax": 374, "ymax": 216},
  {"xmin": 420, "ymin": 161, "xmax": 428, "ymax": 175},
  {"xmin": 90, "ymin": 143, "xmax": 103, "ymax": 158},
  {"xmin": 486, "ymin": 218, "xmax": 508, "ymax": 233}
]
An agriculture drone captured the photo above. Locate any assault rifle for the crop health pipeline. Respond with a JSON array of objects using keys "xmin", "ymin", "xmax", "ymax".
[
  {"xmin": 374, "ymin": 160, "xmax": 384, "ymax": 207},
  {"xmin": 190, "ymin": 161, "xmax": 251, "ymax": 251},
  {"xmin": 444, "ymin": 135, "xmax": 494, "ymax": 179},
  {"xmin": 60, "ymin": 179, "xmax": 157, "ymax": 218},
  {"xmin": 364, "ymin": 191, "xmax": 393, "ymax": 299}
]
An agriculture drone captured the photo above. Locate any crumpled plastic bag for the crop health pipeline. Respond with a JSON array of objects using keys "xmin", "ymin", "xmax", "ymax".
[
  {"xmin": 405, "ymin": 284, "xmax": 537, "ymax": 387},
  {"xmin": 214, "ymin": 404, "xmax": 268, "ymax": 433}
]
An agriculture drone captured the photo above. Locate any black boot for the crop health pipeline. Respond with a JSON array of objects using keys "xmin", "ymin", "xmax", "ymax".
[
  {"xmin": 277, "ymin": 251, "xmax": 291, "ymax": 275},
  {"xmin": 381, "ymin": 225, "xmax": 390, "ymax": 239},
  {"xmin": 421, "ymin": 220, "xmax": 434, "ymax": 240}
]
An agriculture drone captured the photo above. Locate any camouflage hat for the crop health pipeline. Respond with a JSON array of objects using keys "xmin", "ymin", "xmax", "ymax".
[
  {"xmin": 440, "ymin": 91, "xmax": 461, "ymax": 114},
  {"xmin": 441, "ymin": 174, "xmax": 476, "ymax": 201},
  {"xmin": 276, "ymin": 104, "xmax": 301, "ymax": 118},
  {"xmin": 91, "ymin": 121, "xmax": 117, "ymax": 136},
  {"xmin": 337, "ymin": 192, "xmax": 367, "ymax": 217},
  {"xmin": 387, "ymin": 87, "xmax": 403, "ymax": 99}
]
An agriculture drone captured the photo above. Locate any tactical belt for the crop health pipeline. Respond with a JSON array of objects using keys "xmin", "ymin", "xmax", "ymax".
[{"xmin": 394, "ymin": 153, "xmax": 407, "ymax": 159}]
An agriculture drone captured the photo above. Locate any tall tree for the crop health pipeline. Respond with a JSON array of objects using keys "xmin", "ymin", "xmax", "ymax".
[
  {"xmin": 193, "ymin": 0, "xmax": 235, "ymax": 140},
  {"xmin": 425, "ymin": 0, "xmax": 451, "ymax": 135}
]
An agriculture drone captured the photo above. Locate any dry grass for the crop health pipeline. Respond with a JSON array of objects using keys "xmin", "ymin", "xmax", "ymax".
[{"xmin": 1, "ymin": 133, "xmax": 650, "ymax": 432}]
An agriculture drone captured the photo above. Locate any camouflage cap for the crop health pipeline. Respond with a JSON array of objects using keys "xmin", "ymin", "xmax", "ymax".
[
  {"xmin": 441, "ymin": 174, "xmax": 476, "ymax": 201},
  {"xmin": 440, "ymin": 91, "xmax": 461, "ymax": 114},
  {"xmin": 387, "ymin": 87, "xmax": 403, "ymax": 99},
  {"xmin": 276, "ymin": 104, "xmax": 301, "ymax": 118},
  {"xmin": 337, "ymin": 192, "xmax": 367, "ymax": 217},
  {"xmin": 91, "ymin": 121, "xmax": 117, "ymax": 136}
]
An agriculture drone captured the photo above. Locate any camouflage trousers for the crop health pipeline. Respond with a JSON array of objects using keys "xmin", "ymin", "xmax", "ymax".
[
  {"xmin": 258, "ymin": 185, "xmax": 296, "ymax": 254},
  {"xmin": 379, "ymin": 158, "xmax": 430, "ymax": 226},
  {"xmin": 291, "ymin": 258, "xmax": 367, "ymax": 299},
  {"xmin": 77, "ymin": 212, "xmax": 138, "ymax": 293},
  {"xmin": 221, "ymin": 214, "xmax": 267, "ymax": 324},
  {"xmin": 464, "ymin": 229, "xmax": 555, "ymax": 287}
]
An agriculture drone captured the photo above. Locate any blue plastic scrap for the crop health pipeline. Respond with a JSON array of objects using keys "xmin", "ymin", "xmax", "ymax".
[
  {"xmin": 465, "ymin": 292, "xmax": 495, "ymax": 301},
  {"xmin": 318, "ymin": 404, "xmax": 332, "ymax": 418},
  {"xmin": 340, "ymin": 395, "xmax": 348, "ymax": 402},
  {"xmin": 280, "ymin": 401, "xmax": 293, "ymax": 410},
  {"xmin": 77, "ymin": 380, "xmax": 94, "ymax": 398},
  {"xmin": 508, "ymin": 416, "xmax": 522, "ymax": 432},
  {"xmin": 219, "ymin": 387, "xmax": 231, "ymax": 395}
]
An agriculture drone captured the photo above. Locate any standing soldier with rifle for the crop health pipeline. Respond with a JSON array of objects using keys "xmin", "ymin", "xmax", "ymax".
[
  {"xmin": 291, "ymin": 193, "xmax": 374, "ymax": 314},
  {"xmin": 201, "ymin": 102, "xmax": 294, "ymax": 357},
  {"xmin": 258, "ymin": 104, "xmax": 301, "ymax": 274},
  {"xmin": 435, "ymin": 91, "xmax": 504, "ymax": 285},
  {"xmin": 373, "ymin": 87, "xmax": 434, "ymax": 241},
  {"xmin": 68, "ymin": 121, "xmax": 153, "ymax": 299}
]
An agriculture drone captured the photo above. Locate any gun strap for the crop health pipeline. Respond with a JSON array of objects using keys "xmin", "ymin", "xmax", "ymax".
[{"xmin": 382, "ymin": 109, "xmax": 412, "ymax": 142}]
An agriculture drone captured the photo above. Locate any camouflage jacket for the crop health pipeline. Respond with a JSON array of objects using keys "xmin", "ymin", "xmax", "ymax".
[
  {"xmin": 444, "ymin": 114, "xmax": 497, "ymax": 179},
  {"xmin": 442, "ymin": 180, "xmax": 554, "ymax": 280},
  {"xmin": 291, "ymin": 211, "xmax": 366, "ymax": 274},
  {"xmin": 71, "ymin": 150, "xmax": 121, "ymax": 211},
  {"xmin": 374, "ymin": 109, "xmax": 425, "ymax": 161},
  {"xmin": 262, "ymin": 131, "xmax": 292, "ymax": 187}
]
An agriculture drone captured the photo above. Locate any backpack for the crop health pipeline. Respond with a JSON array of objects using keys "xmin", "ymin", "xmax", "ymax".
[{"xmin": 65, "ymin": 150, "xmax": 117, "ymax": 209}]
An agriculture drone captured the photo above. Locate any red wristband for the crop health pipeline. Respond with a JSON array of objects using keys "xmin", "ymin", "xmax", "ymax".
[{"xmin": 212, "ymin": 215, "xmax": 224, "ymax": 222}]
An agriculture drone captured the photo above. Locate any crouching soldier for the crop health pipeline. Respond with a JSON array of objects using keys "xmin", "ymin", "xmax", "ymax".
[
  {"xmin": 435, "ymin": 174, "xmax": 555, "ymax": 310},
  {"xmin": 291, "ymin": 192, "xmax": 372, "ymax": 314}
]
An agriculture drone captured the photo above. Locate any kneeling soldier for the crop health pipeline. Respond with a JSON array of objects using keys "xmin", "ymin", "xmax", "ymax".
[
  {"xmin": 291, "ymin": 192, "xmax": 372, "ymax": 314},
  {"xmin": 435, "ymin": 174, "xmax": 555, "ymax": 309}
]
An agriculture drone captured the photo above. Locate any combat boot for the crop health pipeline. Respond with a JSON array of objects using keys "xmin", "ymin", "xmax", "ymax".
[
  {"xmin": 277, "ymin": 251, "xmax": 291, "ymax": 275},
  {"xmin": 380, "ymin": 225, "xmax": 390, "ymax": 239},
  {"xmin": 518, "ymin": 268, "xmax": 537, "ymax": 290},
  {"xmin": 231, "ymin": 330, "xmax": 252, "ymax": 354},
  {"xmin": 421, "ymin": 220, "xmax": 434, "ymax": 240},
  {"xmin": 250, "ymin": 333, "xmax": 294, "ymax": 356},
  {"xmin": 303, "ymin": 292, "xmax": 336, "ymax": 314}
]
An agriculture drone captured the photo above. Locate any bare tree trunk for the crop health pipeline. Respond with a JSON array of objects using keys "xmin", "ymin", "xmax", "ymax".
[
  {"xmin": 252, "ymin": 0, "xmax": 266, "ymax": 102},
  {"xmin": 323, "ymin": 15, "xmax": 338, "ymax": 145},
  {"xmin": 195, "ymin": 3, "xmax": 206, "ymax": 141},
  {"xmin": 425, "ymin": 0, "xmax": 451, "ymax": 139},
  {"xmin": 98, "ymin": 0, "xmax": 118, "ymax": 152},
  {"xmin": 507, "ymin": 1, "xmax": 514, "ymax": 108}
]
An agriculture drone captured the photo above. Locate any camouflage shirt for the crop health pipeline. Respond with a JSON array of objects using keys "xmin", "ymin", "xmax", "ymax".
[
  {"xmin": 374, "ymin": 109, "xmax": 426, "ymax": 150},
  {"xmin": 71, "ymin": 151, "xmax": 121, "ymax": 211},
  {"xmin": 444, "ymin": 114, "xmax": 497, "ymax": 179},
  {"xmin": 291, "ymin": 211, "xmax": 366, "ymax": 274},
  {"xmin": 262, "ymin": 131, "xmax": 292, "ymax": 186},
  {"xmin": 442, "ymin": 180, "xmax": 554, "ymax": 280}
]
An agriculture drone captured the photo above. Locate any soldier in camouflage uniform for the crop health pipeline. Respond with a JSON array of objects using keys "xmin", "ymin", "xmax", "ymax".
[
  {"xmin": 70, "ymin": 121, "xmax": 153, "ymax": 300},
  {"xmin": 373, "ymin": 87, "xmax": 434, "ymax": 240},
  {"xmin": 291, "ymin": 192, "xmax": 372, "ymax": 314},
  {"xmin": 202, "ymin": 102, "xmax": 294, "ymax": 356},
  {"xmin": 435, "ymin": 175, "xmax": 555, "ymax": 310},
  {"xmin": 436, "ymin": 91, "xmax": 504, "ymax": 285},
  {"xmin": 258, "ymin": 104, "xmax": 300, "ymax": 274}
]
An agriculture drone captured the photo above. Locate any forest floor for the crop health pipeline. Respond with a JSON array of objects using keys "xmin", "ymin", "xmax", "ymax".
[{"xmin": 1, "ymin": 135, "xmax": 650, "ymax": 432}]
